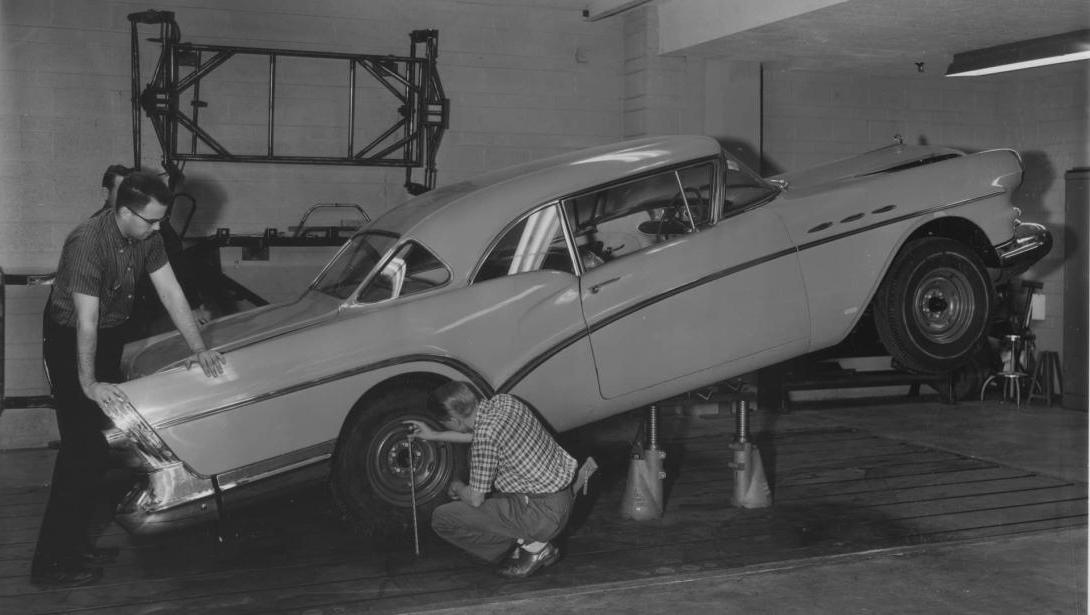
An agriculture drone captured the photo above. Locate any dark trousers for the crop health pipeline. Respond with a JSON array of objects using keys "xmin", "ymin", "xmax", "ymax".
[
  {"xmin": 31, "ymin": 318, "xmax": 125, "ymax": 571},
  {"xmin": 432, "ymin": 489, "xmax": 573, "ymax": 563}
]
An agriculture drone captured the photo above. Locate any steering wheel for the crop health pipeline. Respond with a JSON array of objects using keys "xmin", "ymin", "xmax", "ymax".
[{"xmin": 637, "ymin": 193, "xmax": 694, "ymax": 241}]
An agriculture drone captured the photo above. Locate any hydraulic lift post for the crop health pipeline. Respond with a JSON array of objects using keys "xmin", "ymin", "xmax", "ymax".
[
  {"xmin": 728, "ymin": 395, "xmax": 772, "ymax": 508},
  {"xmin": 620, "ymin": 405, "xmax": 666, "ymax": 520}
]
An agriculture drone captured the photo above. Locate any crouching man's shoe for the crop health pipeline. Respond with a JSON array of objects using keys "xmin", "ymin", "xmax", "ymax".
[
  {"xmin": 31, "ymin": 562, "xmax": 103, "ymax": 588},
  {"xmin": 497, "ymin": 542, "xmax": 560, "ymax": 578}
]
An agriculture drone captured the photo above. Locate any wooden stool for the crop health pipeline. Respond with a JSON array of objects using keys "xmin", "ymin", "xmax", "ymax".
[{"xmin": 1028, "ymin": 351, "xmax": 1062, "ymax": 406}]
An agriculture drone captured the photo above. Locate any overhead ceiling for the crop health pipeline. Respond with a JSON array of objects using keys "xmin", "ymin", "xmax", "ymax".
[{"xmin": 669, "ymin": 0, "xmax": 1090, "ymax": 74}]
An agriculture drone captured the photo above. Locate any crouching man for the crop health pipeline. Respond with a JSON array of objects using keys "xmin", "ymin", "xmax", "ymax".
[{"xmin": 404, "ymin": 381, "xmax": 576, "ymax": 578}]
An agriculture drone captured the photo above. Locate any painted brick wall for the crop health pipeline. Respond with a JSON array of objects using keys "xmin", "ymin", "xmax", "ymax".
[
  {"xmin": 762, "ymin": 63, "xmax": 1088, "ymax": 365},
  {"xmin": 622, "ymin": 7, "xmax": 703, "ymax": 138},
  {"xmin": 0, "ymin": 0, "xmax": 624, "ymax": 397},
  {"xmin": 1003, "ymin": 62, "xmax": 1089, "ymax": 361}
]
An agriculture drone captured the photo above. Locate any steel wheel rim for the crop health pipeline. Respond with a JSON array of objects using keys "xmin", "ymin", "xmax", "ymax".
[
  {"xmin": 911, "ymin": 266, "xmax": 975, "ymax": 344},
  {"xmin": 365, "ymin": 418, "xmax": 451, "ymax": 507}
]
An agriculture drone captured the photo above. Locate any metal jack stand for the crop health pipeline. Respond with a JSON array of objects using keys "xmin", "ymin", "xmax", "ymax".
[
  {"xmin": 729, "ymin": 397, "xmax": 772, "ymax": 508},
  {"xmin": 620, "ymin": 405, "xmax": 666, "ymax": 520}
]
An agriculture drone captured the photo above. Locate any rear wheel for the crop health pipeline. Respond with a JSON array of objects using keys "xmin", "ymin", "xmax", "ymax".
[
  {"xmin": 331, "ymin": 380, "xmax": 465, "ymax": 538},
  {"xmin": 873, "ymin": 237, "xmax": 993, "ymax": 374}
]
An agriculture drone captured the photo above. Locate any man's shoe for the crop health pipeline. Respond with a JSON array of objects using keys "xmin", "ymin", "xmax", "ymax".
[
  {"xmin": 497, "ymin": 542, "xmax": 560, "ymax": 578},
  {"xmin": 31, "ymin": 563, "xmax": 103, "ymax": 588},
  {"xmin": 82, "ymin": 546, "xmax": 119, "ymax": 565}
]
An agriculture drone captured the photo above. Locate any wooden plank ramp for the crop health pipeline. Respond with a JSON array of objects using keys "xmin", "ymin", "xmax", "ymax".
[{"xmin": 0, "ymin": 424, "xmax": 1084, "ymax": 614}]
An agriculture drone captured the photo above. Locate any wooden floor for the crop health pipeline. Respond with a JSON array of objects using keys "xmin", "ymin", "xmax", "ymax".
[{"xmin": 1, "ymin": 419, "xmax": 1085, "ymax": 614}]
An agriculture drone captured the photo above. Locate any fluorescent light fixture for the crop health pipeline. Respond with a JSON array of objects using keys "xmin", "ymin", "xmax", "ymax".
[
  {"xmin": 583, "ymin": 0, "xmax": 652, "ymax": 21},
  {"xmin": 946, "ymin": 29, "xmax": 1090, "ymax": 77}
]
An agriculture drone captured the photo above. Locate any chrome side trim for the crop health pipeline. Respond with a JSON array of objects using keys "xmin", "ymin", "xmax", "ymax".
[
  {"xmin": 155, "ymin": 354, "xmax": 491, "ymax": 429},
  {"xmin": 499, "ymin": 246, "xmax": 798, "ymax": 392},
  {"xmin": 217, "ymin": 453, "xmax": 331, "ymax": 491},
  {"xmin": 216, "ymin": 441, "xmax": 335, "ymax": 490},
  {"xmin": 796, "ymin": 190, "xmax": 1005, "ymax": 253}
]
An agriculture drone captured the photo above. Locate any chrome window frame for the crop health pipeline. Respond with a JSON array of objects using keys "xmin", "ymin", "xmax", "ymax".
[
  {"xmin": 348, "ymin": 238, "xmax": 454, "ymax": 306},
  {"xmin": 470, "ymin": 201, "xmax": 579, "ymax": 284}
]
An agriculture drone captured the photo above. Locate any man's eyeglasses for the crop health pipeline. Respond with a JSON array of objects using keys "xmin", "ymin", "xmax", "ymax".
[{"xmin": 125, "ymin": 206, "xmax": 166, "ymax": 226}]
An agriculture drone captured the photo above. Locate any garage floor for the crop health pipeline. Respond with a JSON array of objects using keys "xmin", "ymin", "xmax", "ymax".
[{"xmin": 1, "ymin": 399, "xmax": 1085, "ymax": 614}]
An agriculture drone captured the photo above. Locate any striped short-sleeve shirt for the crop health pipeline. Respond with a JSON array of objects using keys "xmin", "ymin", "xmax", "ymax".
[
  {"xmin": 469, "ymin": 394, "xmax": 576, "ymax": 495},
  {"xmin": 47, "ymin": 209, "xmax": 168, "ymax": 329}
]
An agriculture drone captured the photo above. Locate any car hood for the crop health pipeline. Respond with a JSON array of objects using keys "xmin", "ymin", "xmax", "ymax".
[
  {"xmin": 770, "ymin": 143, "xmax": 965, "ymax": 191},
  {"xmin": 122, "ymin": 292, "xmax": 341, "ymax": 379}
]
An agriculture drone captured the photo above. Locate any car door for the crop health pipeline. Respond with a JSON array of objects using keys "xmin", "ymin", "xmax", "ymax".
[
  {"xmin": 448, "ymin": 203, "xmax": 603, "ymax": 430},
  {"xmin": 573, "ymin": 159, "xmax": 810, "ymax": 400}
]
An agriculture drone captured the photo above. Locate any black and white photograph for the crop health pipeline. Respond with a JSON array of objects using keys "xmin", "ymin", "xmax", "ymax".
[{"xmin": 0, "ymin": 1, "xmax": 1086, "ymax": 612}]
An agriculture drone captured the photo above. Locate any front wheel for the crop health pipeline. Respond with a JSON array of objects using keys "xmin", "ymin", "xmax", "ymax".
[
  {"xmin": 873, "ymin": 237, "xmax": 993, "ymax": 374},
  {"xmin": 331, "ymin": 381, "xmax": 465, "ymax": 538}
]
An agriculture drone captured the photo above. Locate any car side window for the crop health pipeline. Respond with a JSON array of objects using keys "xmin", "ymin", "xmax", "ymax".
[
  {"xmin": 721, "ymin": 157, "xmax": 777, "ymax": 217},
  {"xmin": 562, "ymin": 162, "xmax": 714, "ymax": 270},
  {"xmin": 475, "ymin": 205, "xmax": 575, "ymax": 283},
  {"xmin": 358, "ymin": 241, "xmax": 450, "ymax": 303}
]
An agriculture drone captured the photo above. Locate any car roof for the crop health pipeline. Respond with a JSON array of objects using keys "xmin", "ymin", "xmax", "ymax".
[{"xmin": 370, "ymin": 135, "xmax": 723, "ymax": 282}]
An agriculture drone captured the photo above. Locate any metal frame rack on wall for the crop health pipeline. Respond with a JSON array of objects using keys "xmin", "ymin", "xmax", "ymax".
[{"xmin": 128, "ymin": 10, "xmax": 450, "ymax": 194}]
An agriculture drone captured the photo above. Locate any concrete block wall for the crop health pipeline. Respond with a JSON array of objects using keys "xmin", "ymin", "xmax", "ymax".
[
  {"xmin": 622, "ymin": 6, "xmax": 703, "ymax": 138},
  {"xmin": 1003, "ymin": 62, "xmax": 1089, "ymax": 360},
  {"xmin": 762, "ymin": 68, "xmax": 1012, "ymax": 173},
  {"xmin": 762, "ymin": 63, "xmax": 1088, "ymax": 366},
  {"xmin": 0, "ymin": 0, "xmax": 625, "ymax": 398}
]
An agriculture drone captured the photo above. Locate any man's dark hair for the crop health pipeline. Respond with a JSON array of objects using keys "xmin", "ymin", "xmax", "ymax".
[
  {"xmin": 427, "ymin": 381, "xmax": 481, "ymax": 421},
  {"xmin": 101, "ymin": 164, "xmax": 134, "ymax": 189},
  {"xmin": 115, "ymin": 171, "xmax": 172, "ymax": 212}
]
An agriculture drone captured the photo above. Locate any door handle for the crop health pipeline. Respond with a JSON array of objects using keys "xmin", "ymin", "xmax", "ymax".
[{"xmin": 590, "ymin": 277, "xmax": 621, "ymax": 294}]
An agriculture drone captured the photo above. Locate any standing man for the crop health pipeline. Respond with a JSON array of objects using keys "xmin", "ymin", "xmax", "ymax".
[
  {"xmin": 31, "ymin": 171, "xmax": 226, "ymax": 587},
  {"xmin": 100, "ymin": 163, "xmax": 132, "ymax": 211},
  {"xmin": 98, "ymin": 163, "xmax": 210, "ymax": 334},
  {"xmin": 405, "ymin": 381, "xmax": 576, "ymax": 578}
]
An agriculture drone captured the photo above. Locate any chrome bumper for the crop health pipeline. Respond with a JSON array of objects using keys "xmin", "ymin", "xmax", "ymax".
[
  {"xmin": 114, "ymin": 455, "xmax": 333, "ymax": 536},
  {"xmin": 995, "ymin": 222, "xmax": 1052, "ymax": 273},
  {"xmin": 115, "ymin": 463, "xmax": 219, "ymax": 536}
]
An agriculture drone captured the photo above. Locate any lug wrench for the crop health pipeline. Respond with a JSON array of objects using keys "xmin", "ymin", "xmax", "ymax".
[{"xmin": 407, "ymin": 434, "xmax": 420, "ymax": 556}]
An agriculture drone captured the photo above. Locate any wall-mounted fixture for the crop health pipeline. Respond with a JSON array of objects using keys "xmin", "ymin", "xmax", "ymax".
[
  {"xmin": 946, "ymin": 29, "xmax": 1090, "ymax": 77},
  {"xmin": 583, "ymin": 0, "xmax": 653, "ymax": 21}
]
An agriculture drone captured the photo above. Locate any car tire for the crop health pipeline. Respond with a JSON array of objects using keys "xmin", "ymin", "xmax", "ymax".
[
  {"xmin": 873, "ymin": 237, "xmax": 993, "ymax": 374},
  {"xmin": 331, "ymin": 380, "xmax": 466, "ymax": 538}
]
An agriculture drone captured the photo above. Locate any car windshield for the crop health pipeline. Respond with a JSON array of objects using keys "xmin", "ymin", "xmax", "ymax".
[{"xmin": 310, "ymin": 231, "xmax": 399, "ymax": 300}]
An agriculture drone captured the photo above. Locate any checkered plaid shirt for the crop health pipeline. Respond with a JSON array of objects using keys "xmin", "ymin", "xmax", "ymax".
[{"xmin": 469, "ymin": 394, "xmax": 576, "ymax": 495}]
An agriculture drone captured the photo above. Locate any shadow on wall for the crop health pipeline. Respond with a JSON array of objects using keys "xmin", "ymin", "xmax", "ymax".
[
  {"xmin": 172, "ymin": 174, "xmax": 228, "ymax": 239},
  {"xmin": 1013, "ymin": 150, "xmax": 1056, "ymax": 219},
  {"xmin": 715, "ymin": 138, "xmax": 784, "ymax": 176},
  {"xmin": 1012, "ymin": 150, "xmax": 1064, "ymax": 278}
]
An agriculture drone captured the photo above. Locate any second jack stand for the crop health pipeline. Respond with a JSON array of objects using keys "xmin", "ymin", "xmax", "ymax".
[
  {"xmin": 729, "ymin": 397, "xmax": 772, "ymax": 508},
  {"xmin": 620, "ymin": 405, "xmax": 666, "ymax": 520}
]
